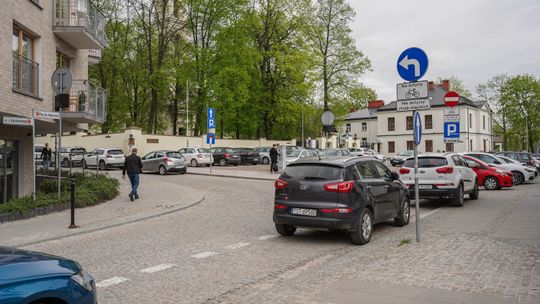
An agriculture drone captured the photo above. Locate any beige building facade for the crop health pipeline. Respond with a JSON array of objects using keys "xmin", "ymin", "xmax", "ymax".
[{"xmin": 0, "ymin": 0, "xmax": 106, "ymax": 203}]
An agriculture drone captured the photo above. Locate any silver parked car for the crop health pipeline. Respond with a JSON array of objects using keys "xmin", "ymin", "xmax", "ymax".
[
  {"xmin": 59, "ymin": 146, "xmax": 87, "ymax": 167},
  {"xmin": 284, "ymin": 149, "xmax": 319, "ymax": 165},
  {"xmin": 142, "ymin": 150, "xmax": 187, "ymax": 175},
  {"xmin": 82, "ymin": 148, "xmax": 125, "ymax": 170},
  {"xmin": 255, "ymin": 147, "xmax": 271, "ymax": 165},
  {"xmin": 178, "ymin": 147, "xmax": 213, "ymax": 167}
]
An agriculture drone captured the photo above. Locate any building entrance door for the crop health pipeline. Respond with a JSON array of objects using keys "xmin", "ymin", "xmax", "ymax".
[{"xmin": 0, "ymin": 140, "xmax": 18, "ymax": 204}]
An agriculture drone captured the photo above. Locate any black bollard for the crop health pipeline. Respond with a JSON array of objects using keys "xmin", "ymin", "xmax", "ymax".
[{"xmin": 69, "ymin": 178, "xmax": 78, "ymax": 229}]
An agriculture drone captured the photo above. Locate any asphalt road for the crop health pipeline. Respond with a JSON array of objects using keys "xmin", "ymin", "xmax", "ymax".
[{"xmin": 20, "ymin": 172, "xmax": 537, "ymax": 304}]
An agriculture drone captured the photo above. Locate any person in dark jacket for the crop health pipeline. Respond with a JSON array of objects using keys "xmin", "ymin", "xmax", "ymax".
[
  {"xmin": 122, "ymin": 148, "xmax": 143, "ymax": 201},
  {"xmin": 41, "ymin": 143, "xmax": 52, "ymax": 175},
  {"xmin": 269, "ymin": 144, "xmax": 278, "ymax": 173}
]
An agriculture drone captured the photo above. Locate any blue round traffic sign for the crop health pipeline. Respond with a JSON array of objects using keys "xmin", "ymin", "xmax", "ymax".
[{"xmin": 397, "ymin": 47, "xmax": 429, "ymax": 82}]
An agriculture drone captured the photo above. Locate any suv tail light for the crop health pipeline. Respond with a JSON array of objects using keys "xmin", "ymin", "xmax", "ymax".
[
  {"xmin": 324, "ymin": 181, "xmax": 354, "ymax": 193},
  {"xmin": 274, "ymin": 203, "xmax": 287, "ymax": 209},
  {"xmin": 399, "ymin": 168, "xmax": 410, "ymax": 174},
  {"xmin": 320, "ymin": 208, "xmax": 352, "ymax": 213},
  {"xmin": 435, "ymin": 166, "xmax": 454, "ymax": 174},
  {"xmin": 164, "ymin": 157, "xmax": 172, "ymax": 163},
  {"xmin": 274, "ymin": 179, "xmax": 288, "ymax": 189},
  {"xmin": 224, "ymin": 153, "xmax": 230, "ymax": 158}
]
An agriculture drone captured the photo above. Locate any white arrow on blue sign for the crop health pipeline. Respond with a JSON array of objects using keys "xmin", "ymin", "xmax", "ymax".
[
  {"xmin": 397, "ymin": 47, "xmax": 429, "ymax": 82},
  {"xmin": 413, "ymin": 111, "xmax": 422, "ymax": 145},
  {"xmin": 207, "ymin": 108, "xmax": 215, "ymax": 129}
]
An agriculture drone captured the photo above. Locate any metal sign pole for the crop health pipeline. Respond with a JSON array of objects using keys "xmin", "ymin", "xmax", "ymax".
[
  {"xmin": 413, "ymin": 110, "xmax": 420, "ymax": 243},
  {"xmin": 58, "ymin": 108, "xmax": 62, "ymax": 199},
  {"xmin": 32, "ymin": 109, "xmax": 36, "ymax": 203}
]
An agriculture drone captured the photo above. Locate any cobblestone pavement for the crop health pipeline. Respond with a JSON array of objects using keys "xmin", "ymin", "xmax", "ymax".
[{"xmin": 10, "ymin": 173, "xmax": 540, "ymax": 304}]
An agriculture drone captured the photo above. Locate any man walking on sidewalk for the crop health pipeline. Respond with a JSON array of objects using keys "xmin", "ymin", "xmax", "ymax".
[
  {"xmin": 122, "ymin": 148, "xmax": 143, "ymax": 201},
  {"xmin": 269, "ymin": 144, "xmax": 278, "ymax": 173}
]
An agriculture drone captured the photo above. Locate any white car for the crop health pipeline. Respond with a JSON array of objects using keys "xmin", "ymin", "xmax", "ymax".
[
  {"xmin": 82, "ymin": 148, "xmax": 125, "ymax": 170},
  {"xmin": 178, "ymin": 147, "xmax": 213, "ymax": 167},
  {"xmin": 348, "ymin": 147, "xmax": 370, "ymax": 156},
  {"xmin": 495, "ymin": 155, "xmax": 538, "ymax": 179},
  {"xmin": 367, "ymin": 149, "xmax": 386, "ymax": 163},
  {"xmin": 284, "ymin": 149, "xmax": 318, "ymax": 165},
  {"xmin": 464, "ymin": 152, "xmax": 535, "ymax": 185},
  {"xmin": 399, "ymin": 153, "xmax": 479, "ymax": 206}
]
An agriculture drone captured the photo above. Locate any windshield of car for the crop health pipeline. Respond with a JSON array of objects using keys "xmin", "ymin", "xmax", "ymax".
[
  {"xmin": 498, "ymin": 156, "xmax": 515, "ymax": 164},
  {"xmin": 320, "ymin": 149, "xmax": 337, "ymax": 156},
  {"xmin": 71, "ymin": 148, "xmax": 86, "ymax": 153},
  {"xmin": 225, "ymin": 148, "xmax": 236, "ymax": 154},
  {"xmin": 287, "ymin": 150, "xmax": 301, "ymax": 157},
  {"xmin": 108, "ymin": 150, "xmax": 124, "ymax": 155},
  {"xmin": 403, "ymin": 157, "xmax": 447, "ymax": 168},
  {"xmin": 282, "ymin": 165, "xmax": 344, "ymax": 181},
  {"xmin": 403, "ymin": 150, "xmax": 414, "ymax": 156},
  {"xmin": 198, "ymin": 148, "xmax": 210, "ymax": 153},
  {"xmin": 166, "ymin": 152, "xmax": 183, "ymax": 159}
]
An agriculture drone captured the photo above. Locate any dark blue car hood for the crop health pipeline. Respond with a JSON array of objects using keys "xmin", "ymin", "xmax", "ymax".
[{"xmin": 0, "ymin": 246, "xmax": 80, "ymax": 285}]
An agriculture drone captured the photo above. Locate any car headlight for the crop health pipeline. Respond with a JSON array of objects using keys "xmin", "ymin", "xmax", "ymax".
[{"xmin": 71, "ymin": 270, "xmax": 94, "ymax": 292}]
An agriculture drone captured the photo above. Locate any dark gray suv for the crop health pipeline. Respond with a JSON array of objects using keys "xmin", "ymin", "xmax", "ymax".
[{"xmin": 273, "ymin": 157, "xmax": 410, "ymax": 245}]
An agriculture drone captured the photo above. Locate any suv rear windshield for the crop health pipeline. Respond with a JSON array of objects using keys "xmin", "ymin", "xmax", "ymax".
[
  {"xmin": 108, "ymin": 150, "xmax": 124, "ymax": 155},
  {"xmin": 71, "ymin": 148, "xmax": 86, "ymax": 153},
  {"xmin": 166, "ymin": 152, "xmax": 183, "ymax": 158},
  {"xmin": 198, "ymin": 148, "xmax": 210, "ymax": 153},
  {"xmin": 403, "ymin": 157, "xmax": 447, "ymax": 168},
  {"xmin": 282, "ymin": 165, "xmax": 344, "ymax": 181}
]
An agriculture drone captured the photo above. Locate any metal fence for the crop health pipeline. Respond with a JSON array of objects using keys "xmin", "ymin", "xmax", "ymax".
[
  {"xmin": 67, "ymin": 80, "xmax": 107, "ymax": 123},
  {"xmin": 12, "ymin": 53, "xmax": 39, "ymax": 97},
  {"xmin": 54, "ymin": 0, "xmax": 107, "ymax": 46}
]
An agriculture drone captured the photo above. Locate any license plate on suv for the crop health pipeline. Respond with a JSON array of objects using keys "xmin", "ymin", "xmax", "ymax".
[
  {"xmin": 290, "ymin": 208, "xmax": 317, "ymax": 217},
  {"xmin": 418, "ymin": 185, "xmax": 432, "ymax": 190}
]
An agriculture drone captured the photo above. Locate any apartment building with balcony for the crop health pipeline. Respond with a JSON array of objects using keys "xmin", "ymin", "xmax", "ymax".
[{"xmin": 0, "ymin": 0, "xmax": 106, "ymax": 203}]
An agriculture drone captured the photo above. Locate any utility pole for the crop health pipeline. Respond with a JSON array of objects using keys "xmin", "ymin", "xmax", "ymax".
[
  {"xmin": 186, "ymin": 80, "xmax": 189, "ymax": 148},
  {"xmin": 301, "ymin": 107, "xmax": 305, "ymax": 148}
]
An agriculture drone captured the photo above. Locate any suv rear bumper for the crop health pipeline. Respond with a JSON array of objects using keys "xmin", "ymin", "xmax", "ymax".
[
  {"xmin": 273, "ymin": 213, "xmax": 356, "ymax": 231},
  {"xmin": 409, "ymin": 187, "xmax": 460, "ymax": 199}
]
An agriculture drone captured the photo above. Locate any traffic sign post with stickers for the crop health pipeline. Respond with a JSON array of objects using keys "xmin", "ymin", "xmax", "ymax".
[
  {"xmin": 396, "ymin": 47, "xmax": 430, "ymax": 243},
  {"xmin": 443, "ymin": 92, "xmax": 461, "ymax": 145},
  {"xmin": 207, "ymin": 107, "xmax": 216, "ymax": 172}
]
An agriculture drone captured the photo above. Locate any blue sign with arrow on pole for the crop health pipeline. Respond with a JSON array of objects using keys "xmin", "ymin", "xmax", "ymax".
[
  {"xmin": 413, "ymin": 111, "xmax": 422, "ymax": 145},
  {"xmin": 397, "ymin": 47, "xmax": 429, "ymax": 82}
]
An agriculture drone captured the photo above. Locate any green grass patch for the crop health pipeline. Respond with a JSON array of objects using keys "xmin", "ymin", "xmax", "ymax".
[{"xmin": 398, "ymin": 238, "xmax": 412, "ymax": 247}]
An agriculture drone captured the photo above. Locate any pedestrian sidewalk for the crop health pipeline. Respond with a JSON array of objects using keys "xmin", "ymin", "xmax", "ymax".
[
  {"xmin": 0, "ymin": 171, "xmax": 204, "ymax": 248},
  {"xmin": 187, "ymin": 166, "xmax": 278, "ymax": 181}
]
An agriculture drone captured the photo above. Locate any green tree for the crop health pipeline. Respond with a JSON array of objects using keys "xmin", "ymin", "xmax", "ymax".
[
  {"xmin": 500, "ymin": 74, "xmax": 540, "ymax": 152},
  {"xmin": 437, "ymin": 76, "xmax": 472, "ymax": 98},
  {"xmin": 476, "ymin": 74, "xmax": 510, "ymax": 149},
  {"xmin": 307, "ymin": 0, "xmax": 371, "ymax": 111}
]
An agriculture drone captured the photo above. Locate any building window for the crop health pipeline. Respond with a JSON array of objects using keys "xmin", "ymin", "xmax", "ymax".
[
  {"xmin": 406, "ymin": 116, "xmax": 413, "ymax": 130},
  {"xmin": 12, "ymin": 26, "xmax": 39, "ymax": 97},
  {"xmin": 469, "ymin": 113, "xmax": 472, "ymax": 129},
  {"xmin": 361, "ymin": 122, "xmax": 367, "ymax": 131},
  {"xmin": 407, "ymin": 141, "xmax": 414, "ymax": 150},
  {"xmin": 56, "ymin": 51, "xmax": 70, "ymax": 68},
  {"xmin": 425, "ymin": 140, "xmax": 433, "ymax": 152},
  {"xmin": 387, "ymin": 117, "xmax": 395, "ymax": 131},
  {"xmin": 425, "ymin": 115, "xmax": 432, "ymax": 129},
  {"xmin": 470, "ymin": 139, "xmax": 473, "ymax": 151},
  {"xmin": 446, "ymin": 143, "xmax": 454, "ymax": 152},
  {"xmin": 388, "ymin": 141, "xmax": 395, "ymax": 153},
  {"xmin": 483, "ymin": 116, "xmax": 486, "ymax": 130},
  {"xmin": 362, "ymin": 138, "xmax": 367, "ymax": 147}
]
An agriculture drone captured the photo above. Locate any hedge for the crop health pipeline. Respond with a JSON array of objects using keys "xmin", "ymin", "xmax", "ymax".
[{"xmin": 0, "ymin": 173, "xmax": 119, "ymax": 216}]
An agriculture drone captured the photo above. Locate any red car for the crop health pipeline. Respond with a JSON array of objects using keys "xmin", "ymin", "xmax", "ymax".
[{"xmin": 463, "ymin": 155, "xmax": 513, "ymax": 190}]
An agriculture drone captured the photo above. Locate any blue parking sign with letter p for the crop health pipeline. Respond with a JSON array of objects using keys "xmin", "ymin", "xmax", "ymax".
[{"xmin": 444, "ymin": 122, "xmax": 460, "ymax": 139}]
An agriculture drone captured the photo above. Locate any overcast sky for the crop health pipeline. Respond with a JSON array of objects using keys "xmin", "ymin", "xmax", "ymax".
[{"xmin": 349, "ymin": 0, "xmax": 540, "ymax": 103}]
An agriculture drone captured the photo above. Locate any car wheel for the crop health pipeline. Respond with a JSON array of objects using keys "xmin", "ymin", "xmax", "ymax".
[
  {"xmin": 180, "ymin": 168, "xmax": 186, "ymax": 174},
  {"xmin": 350, "ymin": 208, "xmax": 373, "ymax": 245},
  {"xmin": 275, "ymin": 224, "xmax": 296, "ymax": 236},
  {"xmin": 191, "ymin": 159, "xmax": 198, "ymax": 167},
  {"xmin": 469, "ymin": 179, "xmax": 479, "ymax": 200},
  {"xmin": 82, "ymin": 160, "xmax": 87, "ymax": 169},
  {"xmin": 159, "ymin": 165, "xmax": 167, "ymax": 175},
  {"xmin": 98, "ymin": 161, "xmax": 106, "ymax": 171},
  {"xmin": 262, "ymin": 157, "xmax": 270, "ymax": 165},
  {"xmin": 484, "ymin": 176, "xmax": 500, "ymax": 190},
  {"xmin": 61, "ymin": 158, "xmax": 70, "ymax": 167},
  {"xmin": 453, "ymin": 184, "xmax": 465, "ymax": 207},
  {"xmin": 219, "ymin": 158, "xmax": 227, "ymax": 166},
  {"xmin": 512, "ymin": 171, "xmax": 524, "ymax": 185},
  {"xmin": 394, "ymin": 196, "xmax": 410, "ymax": 227}
]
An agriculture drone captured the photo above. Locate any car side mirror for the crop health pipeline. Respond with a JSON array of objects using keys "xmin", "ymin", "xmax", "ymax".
[{"xmin": 391, "ymin": 171, "xmax": 399, "ymax": 180}]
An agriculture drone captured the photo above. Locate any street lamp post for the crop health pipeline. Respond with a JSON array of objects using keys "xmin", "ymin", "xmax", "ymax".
[{"xmin": 186, "ymin": 80, "xmax": 189, "ymax": 148}]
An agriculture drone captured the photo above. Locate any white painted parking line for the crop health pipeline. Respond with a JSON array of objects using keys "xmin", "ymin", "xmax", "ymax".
[
  {"xmin": 96, "ymin": 277, "xmax": 129, "ymax": 288},
  {"xmin": 258, "ymin": 235, "xmax": 278, "ymax": 241},
  {"xmin": 420, "ymin": 208, "xmax": 441, "ymax": 220},
  {"xmin": 140, "ymin": 264, "xmax": 176, "ymax": 274},
  {"xmin": 191, "ymin": 251, "xmax": 219, "ymax": 259},
  {"xmin": 225, "ymin": 242, "xmax": 251, "ymax": 250}
]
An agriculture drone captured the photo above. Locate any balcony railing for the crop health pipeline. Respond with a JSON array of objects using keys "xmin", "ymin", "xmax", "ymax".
[
  {"xmin": 12, "ymin": 53, "xmax": 39, "ymax": 97},
  {"xmin": 63, "ymin": 80, "xmax": 106, "ymax": 123},
  {"xmin": 88, "ymin": 49, "xmax": 101, "ymax": 64},
  {"xmin": 53, "ymin": 0, "xmax": 107, "ymax": 49}
]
